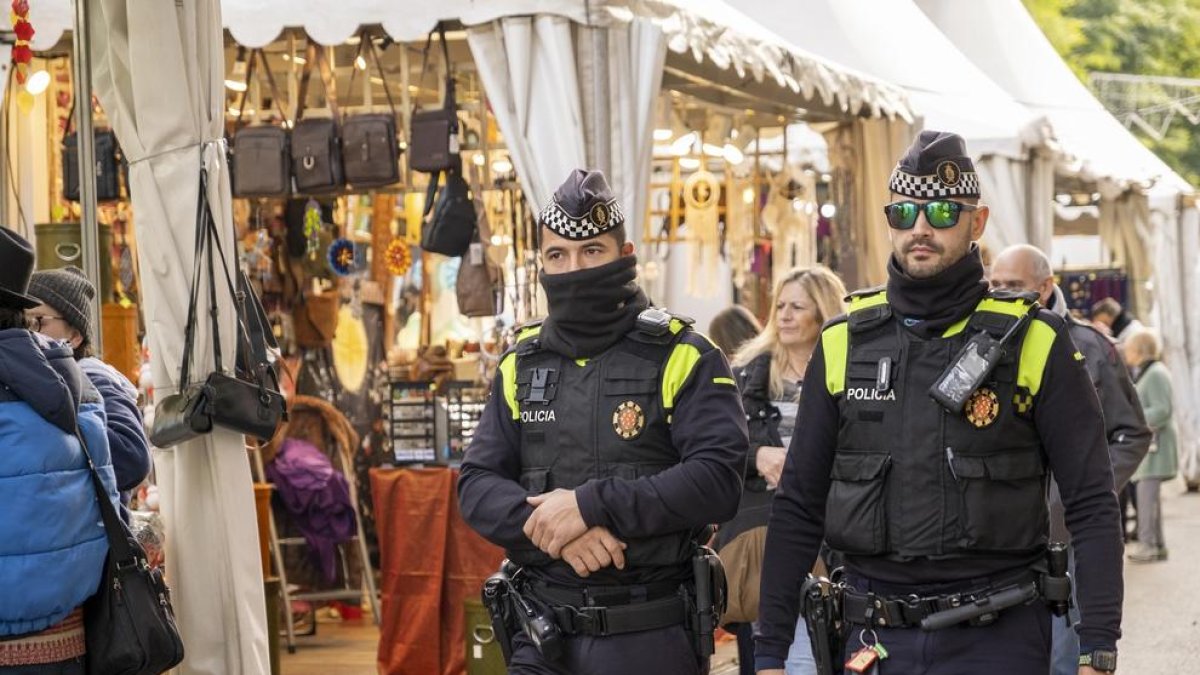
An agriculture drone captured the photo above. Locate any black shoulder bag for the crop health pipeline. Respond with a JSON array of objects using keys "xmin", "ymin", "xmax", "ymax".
[
  {"xmin": 342, "ymin": 31, "xmax": 404, "ymax": 189},
  {"xmin": 231, "ymin": 48, "xmax": 293, "ymax": 198},
  {"xmin": 409, "ymin": 23, "xmax": 458, "ymax": 173},
  {"xmin": 63, "ymin": 96, "xmax": 125, "ymax": 203},
  {"xmin": 80, "ymin": 426, "xmax": 185, "ymax": 675},
  {"xmin": 291, "ymin": 42, "xmax": 346, "ymax": 194},
  {"xmin": 149, "ymin": 171, "xmax": 286, "ymax": 447}
]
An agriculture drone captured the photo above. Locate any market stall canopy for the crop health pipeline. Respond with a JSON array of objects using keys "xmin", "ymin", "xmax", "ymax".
[
  {"xmin": 738, "ymin": 0, "xmax": 1051, "ymax": 157},
  {"xmin": 29, "ymin": 0, "xmax": 911, "ymax": 122},
  {"xmin": 915, "ymin": 0, "xmax": 1192, "ymax": 195}
]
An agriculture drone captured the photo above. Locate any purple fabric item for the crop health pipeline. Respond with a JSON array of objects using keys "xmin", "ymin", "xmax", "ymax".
[{"xmin": 265, "ymin": 438, "xmax": 357, "ymax": 584}]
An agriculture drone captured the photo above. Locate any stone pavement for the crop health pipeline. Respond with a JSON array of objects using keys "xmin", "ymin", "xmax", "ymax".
[{"xmin": 1117, "ymin": 481, "xmax": 1200, "ymax": 672}]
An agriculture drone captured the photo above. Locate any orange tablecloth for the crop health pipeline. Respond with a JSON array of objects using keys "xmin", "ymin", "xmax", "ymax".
[{"xmin": 371, "ymin": 467, "xmax": 504, "ymax": 675}]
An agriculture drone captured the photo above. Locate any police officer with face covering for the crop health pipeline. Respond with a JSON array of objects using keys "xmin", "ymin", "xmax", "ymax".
[
  {"xmin": 754, "ymin": 132, "xmax": 1124, "ymax": 675},
  {"xmin": 458, "ymin": 169, "xmax": 748, "ymax": 674}
]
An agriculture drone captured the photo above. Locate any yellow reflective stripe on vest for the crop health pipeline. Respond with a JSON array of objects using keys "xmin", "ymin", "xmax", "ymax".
[
  {"xmin": 499, "ymin": 352, "xmax": 519, "ymax": 420},
  {"xmin": 517, "ymin": 324, "xmax": 542, "ymax": 342},
  {"xmin": 662, "ymin": 342, "xmax": 703, "ymax": 410},
  {"xmin": 848, "ymin": 291, "xmax": 887, "ymax": 313},
  {"xmin": 942, "ymin": 315, "xmax": 971, "ymax": 338},
  {"xmin": 669, "ymin": 319, "xmax": 687, "ymax": 335},
  {"xmin": 1018, "ymin": 319, "xmax": 1057, "ymax": 397},
  {"xmin": 823, "ymin": 322, "xmax": 849, "ymax": 396},
  {"xmin": 975, "ymin": 297, "xmax": 1034, "ymax": 319}
]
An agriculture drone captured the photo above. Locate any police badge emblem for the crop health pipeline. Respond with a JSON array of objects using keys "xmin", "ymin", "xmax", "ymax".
[
  {"xmin": 965, "ymin": 388, "xmax": 1000, "ymax": 428},
  {"xmin": 937, "ymin": 159, "xmax": 961, "ymax": 187},
  {"xmin": 613, "ymin": 400, "xmax": 645, "ymax": 440},
  {"xmin": 590, "ymin": 202, "xmax": 610, "ymax": 227}
]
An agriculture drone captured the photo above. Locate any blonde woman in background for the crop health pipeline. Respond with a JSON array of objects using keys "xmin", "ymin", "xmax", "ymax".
[{"xmin": 719, "ymin": 266, "xmax": 847, "ymax": 675}]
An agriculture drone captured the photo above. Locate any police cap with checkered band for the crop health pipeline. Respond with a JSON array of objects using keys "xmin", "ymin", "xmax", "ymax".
[
  {"xmin": 539, "ymin": 169, "xmax": 625, "ymax": 241},
  {"xmin": 888, "ymin": 130, "xmax": 981, "ymax": 200}
]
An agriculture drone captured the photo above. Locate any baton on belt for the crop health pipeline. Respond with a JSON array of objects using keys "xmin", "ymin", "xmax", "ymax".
[{"xmin": 919, "ymin": 582, "xmax": 1039, "ymax": 631}]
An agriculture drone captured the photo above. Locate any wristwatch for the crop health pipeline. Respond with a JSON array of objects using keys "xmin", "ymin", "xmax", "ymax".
[{"xmin": 1079, "ymin": 649, "xmax": 1118, "ymax": 672}]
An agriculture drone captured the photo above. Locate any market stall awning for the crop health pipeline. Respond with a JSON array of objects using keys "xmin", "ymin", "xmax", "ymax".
[
  {"xmin": 30, "ymin": 0, "xmax": 912, "ymax": 122},
  {"xmin": 915, "ymin": 0, "xmax": 1192, "ymax": 195},
  {"xmin": 739, "ymin": 0, "xmax": 1051, "ymax": 157}
]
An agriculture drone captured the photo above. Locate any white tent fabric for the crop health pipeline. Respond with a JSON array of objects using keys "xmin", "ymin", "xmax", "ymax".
[
  {"xmin": 31, "ymin": 0, "xmax": 911, "ymax": 121},
  {"xmin": 87, "ymin": 1, "xmax": 268, "ymax": 673},
  {"xmin": 738, "ymin": 0, "xmax": 1054, "ymax": 261},
  {"xmin": 467, "ymin": 17, "xmax": 589, "ymax": 212},
  {"xmin": 916, "ymin": 0, "xmax": 1191, "ymax": 194},
  {"xmin": 468, "ymin": 14, "xmax": 665, "ymax": 240}
]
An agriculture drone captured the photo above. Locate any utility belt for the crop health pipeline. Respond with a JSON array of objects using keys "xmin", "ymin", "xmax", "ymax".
[
  {"xmin": 840, "ymin": 568, "xmax": 1041, "ymax": 630},
  {"xmin": 482, "ymin": 547, "xmax": 726, "ymax": 665},
  {"xmin": 801, "ymin": 544, "xmax": 1072, "ymax": 675},
  {"xmin": 528, "ymin": 578, "xmax": 689, "ymax": 638}
]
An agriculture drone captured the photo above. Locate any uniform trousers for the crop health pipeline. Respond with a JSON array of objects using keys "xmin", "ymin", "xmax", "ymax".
[
  {"xmin": 508, "ymin": 624, "xmax": 706, "ymax": 675},
  {"xmin": 842, "ymin": 577, "xmax": 1051, "ymax": 675}
]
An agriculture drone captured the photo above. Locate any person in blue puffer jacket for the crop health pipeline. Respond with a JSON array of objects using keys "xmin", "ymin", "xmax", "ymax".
[{"xmin": 0, "ymin": 228, "xmax": 118, "ymax": 674}]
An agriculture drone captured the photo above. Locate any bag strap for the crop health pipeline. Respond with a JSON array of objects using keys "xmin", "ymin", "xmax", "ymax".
[
  {"xmin": 233, "ymin": 47, "xmax": 256, "ymax": 130},
  {"xmin": 347, "ymin": 31, "xmax": 400, "ymax": 120},
  {"xmin": 177, "ymin": 173, "xmax": 211, "ymax": 389},
  {"xmin": 235, "ymin": 49, "xmax": 291, "ymax": 132},
  {"xmin": 74, "ymin": 424, "xmax": 137, "ymax": 565},
  {"xmin": 295, "ymin": 42, "xmax": 341, "ymax": 124},
  {"xmin": 197, "ymin": 171, "xmax": 275, "ymax": 393}
]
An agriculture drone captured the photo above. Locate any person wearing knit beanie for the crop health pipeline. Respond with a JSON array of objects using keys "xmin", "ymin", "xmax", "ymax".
[
  {"xmin": 29, "ymin": 265, "xmax": 152, "ymax": 506},
  {"xmin": 28, "ymin": 266, "xmax": 95, "ymax": 359}
]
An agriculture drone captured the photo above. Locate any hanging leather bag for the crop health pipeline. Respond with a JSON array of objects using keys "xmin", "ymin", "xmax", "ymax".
[
  {"xmin": 80, "ymin": 426, "xmax": 185, "ymax": 675},
  {"xmin": 231, "ymin": 48, "xmax": 292, "ymax": 198},
  {"xmin": 62, "ymin": 97, "xmax": 124, "ymax": 202},
  {"xmin": 148, "ymin": 184, "xmax": 216, "ymax": 448},
  {"xmin": 409, "ymin": 23, "xmax": 458, "ymax": 173},
  {"xmin": 292, "ymin": 290, "xmax": 340, "ymax": 349},
  {"xmin": 150, "ymin": 171, "xmax": 287, "ymax": 446},
  {"xmin": 342, "ymin": 32, "xmax": 403, "ymax": 188},
  {"xmin": 291, "ymin": 43, "xmax": 345, "ymax": 194},
  {"xmin": 456, "ymin": 238, "xmax": 503, "ymax": 317},
  {"xmin": 420, "ymin": 158, "xmax": 476, "ymax": 256}
]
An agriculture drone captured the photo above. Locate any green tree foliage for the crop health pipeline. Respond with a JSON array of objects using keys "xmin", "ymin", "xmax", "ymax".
[{"xmin": 1023, "ymin": 0, "xmax": 1200, "ymax": 186}]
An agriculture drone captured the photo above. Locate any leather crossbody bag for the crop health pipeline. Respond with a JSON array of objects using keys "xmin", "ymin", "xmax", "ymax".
[
  {"xmin": 342, "ymin": 31, "xmax": 404, "ymax": 188},
  {"xmin": 149, "ymin": 171, "xmax": 286, "ymax": 447},
  {"xmin": 231, "ymin": 48, "xmax": 293, "ymax": 198},
  {"xmin": 291, "ymin": 43, "xmax": 345, "ymax": 194},
  {"xmin": 409, "ymin": 23, "xmax": 458, "ymax": 173},
  {"xmin": 80, "ymin": 424, "xmax": 185, "ymax": 675}
]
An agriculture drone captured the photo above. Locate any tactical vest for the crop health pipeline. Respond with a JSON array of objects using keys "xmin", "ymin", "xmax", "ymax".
[
  {"xmin": 498, "ymin": 314, "xmax": 706, "ymax": 570},
  {"xmin": 820, "ymin": 289, "xmax": 1058, "ymax": 560}
]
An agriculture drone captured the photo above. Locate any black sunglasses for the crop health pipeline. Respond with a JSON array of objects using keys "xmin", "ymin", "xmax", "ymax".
[{"xmin": 884, "ymin": 200, "xmax": 977, "ymax": 230}]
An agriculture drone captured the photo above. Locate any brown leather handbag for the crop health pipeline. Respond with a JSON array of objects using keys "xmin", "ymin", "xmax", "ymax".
[
  {"xmin": 409, "ymin": 23, "xmax": 458, "ymax": 173},
  {"xmin": 231, "ymin": 48, "xmax": 292, "ymax": 198},
  {"xmin": 293, "ymin": 291, "xmax": 339, "ymax": 349},
  {"xmin": 342, "ymin": 31, "xmax": 403, "ymax": 189},
  {"xmin": 291, "ymin": 43, "xmax": 345, "ymax": 194}
]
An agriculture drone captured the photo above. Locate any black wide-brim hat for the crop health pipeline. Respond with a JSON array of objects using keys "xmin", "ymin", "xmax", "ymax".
[{"xmin": 0, "ymin": 227, "xmax": 42, "ymax": 310}]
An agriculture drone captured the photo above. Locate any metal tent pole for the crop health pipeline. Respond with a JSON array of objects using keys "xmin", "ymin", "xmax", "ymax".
[{"xmin": 71, "ymin": 0, "xmax": 103, "ymax": 355}]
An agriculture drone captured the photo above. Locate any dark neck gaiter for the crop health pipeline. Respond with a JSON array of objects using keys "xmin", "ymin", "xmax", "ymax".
[
  {"xmin": 538, "ymin": 255, "xmax": 649, "ymax": 359},
  {"xmin": 886, "ymin": 245, "xmax": 989, "ymax": 337}
]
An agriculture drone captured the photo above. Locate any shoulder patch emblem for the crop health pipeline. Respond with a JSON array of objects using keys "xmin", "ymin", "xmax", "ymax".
[
  {"xmin": 613, "ymin": 400, "xmax": 645, "ymax": 440},
  {"xmin": 965, "ymin": 387, "xmax": 1000, "ymax": 428}
]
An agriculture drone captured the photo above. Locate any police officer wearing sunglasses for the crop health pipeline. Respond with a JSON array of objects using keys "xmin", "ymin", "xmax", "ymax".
[{"xmin": 755, "ymin": 131, "xmax": 1123, "ymax": 674}]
